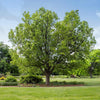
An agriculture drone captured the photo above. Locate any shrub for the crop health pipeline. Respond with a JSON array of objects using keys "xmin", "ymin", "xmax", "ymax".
[
  {"xmin": 0, "ymin": 76, "xmax": 6, "ymax": 80},
  {"xmin": 20, "ymin": 75, "xmax": 43, "ymax": 84},
  {"xmin": 5, "ymin": 76, "xmax": 17, "ymax": 82},
  {"xmin": 50, "ymin": 81, "xmax": 84, "ymax": 86},
  {"xmin": 0, "ymin": 82, "xmax": 18, "ymax": 86}
]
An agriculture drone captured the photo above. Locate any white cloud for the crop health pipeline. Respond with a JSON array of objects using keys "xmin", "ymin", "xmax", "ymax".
[
  {"xmin": 96, "ymin": 12, "xmax": 100, "ymax": 18},
  {"xmin": 0, "ymin": 18, "xmax": 18, "ymax": 47},
  {"xmin": 94, "ymin": 12, "xmax": 100, "ymax": 49},
  {"xmin": 94, "ymin": 26, "xmax": 100, "ymax": 49}
]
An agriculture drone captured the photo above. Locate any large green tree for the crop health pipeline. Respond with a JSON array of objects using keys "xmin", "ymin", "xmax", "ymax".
[{"xmin": 9, "ymin": 7, "xmax": 96, "ymax": 85}]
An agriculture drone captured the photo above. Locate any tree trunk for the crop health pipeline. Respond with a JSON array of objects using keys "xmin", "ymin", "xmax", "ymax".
[
  {"xmin": 46, "ymin": 74, "xmax": 50, "ymax": 85},
  {"xmin": 90, "ymin": 73, "xmax": 93, "ymax": 78},
  {"xmin": 89, "ymin": 65, "xmax": 94, "ymax": 78},
  {"xmin": 89, "ymin": 71, "xmax": 93, "ymax": 78}
]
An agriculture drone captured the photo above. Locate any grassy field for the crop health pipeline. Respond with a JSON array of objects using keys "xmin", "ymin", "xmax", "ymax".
[
  {"xmin": 49, "ymin": 77, "xmax": 100, "ymax": 86},
  {"xmin": 0, "ymin": 76, "xmax": 100, "ymax": 100},
  {"xmin": 0, "ymin": 86, "xmax": 100, "ymax": 100}
]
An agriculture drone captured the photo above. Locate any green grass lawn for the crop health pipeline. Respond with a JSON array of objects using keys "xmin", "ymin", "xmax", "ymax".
[
  {"xmin": 48, "ymin": 76, "xmax": 100, "ymax": 86},
  {"xmin": 0, "ymin": 76, "xmax": 100, "ymax": 100},
  {"xmin": 0, "ymin": 86, "xmax": 100, "ymax": 100}
]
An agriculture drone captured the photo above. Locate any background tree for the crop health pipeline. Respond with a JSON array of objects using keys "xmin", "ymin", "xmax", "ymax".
[
  {"xmin": 52, "ymin": 59, "xmax": 88, "ymax": 76},
  {"xmin": 9, "ymin": 8, "xmax": 96, "ymax": 85},
  {"xmin": 0, "ymin": 42, "xmax": 11, "ymax": 74},
  {"xmin": 9, "ymin": 64, "xmax": 20, "ymax": 76},
  {"xmin": 88, "ymin": 49, "xmax": 100, "ymax": 78},
  {"xmin": 68, "ymin": 59, "xmax": 89, "ymax": 77},
  {"xmin": 0, "ymin": 42, "xmax": 19, "ymax": 75}
]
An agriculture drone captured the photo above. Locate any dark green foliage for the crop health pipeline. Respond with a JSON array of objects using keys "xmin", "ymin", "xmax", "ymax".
[
  {"xmin": 0, "ymin": 60, "xmax": 10, "ymax": 74},
  {"xmin": 20, "ymin": 75, "xmax": 43, "ymax": 84},
  {"xmin": 0, "ymin": 42, "xmax": 11, "ymax": 63},
  {"xmin": 5, "ymin": 76, "xmax": 17, "ymax": 82},
  {"xmin": 48, "ymin": 81, "xmax": 84, "ymax": 86},
  {"xmin": 0, "ymin": 42, "xmax": 11, "ymax": 74},
  {"xmin": 0, "ymin": 42, "xmax": 20, "ymax": 75},
  {"xmin": 88, "ymin": 49, "xmax": 100, "ymax": 78},
  {"xmin": 93, "ymin": 62, "xmax": 100, "ymax": 75},
  {"xmin": 10, "ymin": 65, "xmax": 20, "ymax": 76}
]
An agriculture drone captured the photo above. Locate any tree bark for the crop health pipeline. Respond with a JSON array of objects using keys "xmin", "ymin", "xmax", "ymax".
[
  {"xmin": 89, "ymin": 64, "xmax": 94, "ymax": 78},
  {"xmin": 90, "ymin": 72, "xmax": 93, "ymax": 78},
  {"xmin": 46, "ymin": 74, "xmax": 50, "ymax": 85}
]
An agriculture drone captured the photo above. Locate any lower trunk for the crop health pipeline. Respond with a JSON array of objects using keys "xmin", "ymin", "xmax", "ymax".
[
  {"xmin": 90, "ymin": 72, "xmax": 93, "ymax": 78},
  {"xmin": 89, "ymin": 66, "xmax": 93, "ymax": 78},
  {"xmin": 46, "ymin": 74, "xmax": 50, "ymax": 85}
]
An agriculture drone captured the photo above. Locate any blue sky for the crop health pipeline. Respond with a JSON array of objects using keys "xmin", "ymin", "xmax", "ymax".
[{"xmin": 0, "ymin": 0, "xmax": 100, "ymax": 48}]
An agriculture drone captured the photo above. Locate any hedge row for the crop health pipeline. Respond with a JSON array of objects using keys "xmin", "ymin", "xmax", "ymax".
[{"xmin": 0, "ymin": 82, "xmax": 18, "ymax": 86}]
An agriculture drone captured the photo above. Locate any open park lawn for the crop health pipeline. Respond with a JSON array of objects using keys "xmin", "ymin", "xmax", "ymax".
[{"xmin": 0, "ymin": 86, "xmax": 100, "ymax": 100}]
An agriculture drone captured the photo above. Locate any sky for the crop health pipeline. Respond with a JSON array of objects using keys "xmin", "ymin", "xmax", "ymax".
[{"xmin": 0, "ymin": 0, "xmax": 100, "ymax": 49}]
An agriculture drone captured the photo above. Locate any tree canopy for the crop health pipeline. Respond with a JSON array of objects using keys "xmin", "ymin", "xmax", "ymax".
[
  {"xmin": 88, "ymin": 49, "xmax": 100, "ymax": 78},
  {"xmin": 9, "ymin": 7, "xmax": 96, "ymax": 85},
  {"xmin": 0, "ymin": 42, "xmax": 11, "ymax": 74},
  {"xmin": 0, "ymin": 42, "xmax": 19, "ymax": 75}
]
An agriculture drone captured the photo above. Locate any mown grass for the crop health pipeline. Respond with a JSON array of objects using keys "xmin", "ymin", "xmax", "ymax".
[
  {"xmin": 48, "ymin": 76, "xmax": 100, "ymax": 86},
  {"xmin": 0, "ymin": 86, "xmax": 100, "ymax": 100},
  {"xmin": 0, "ymin": 76, "xmax": 100, "ymax": 100}
]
